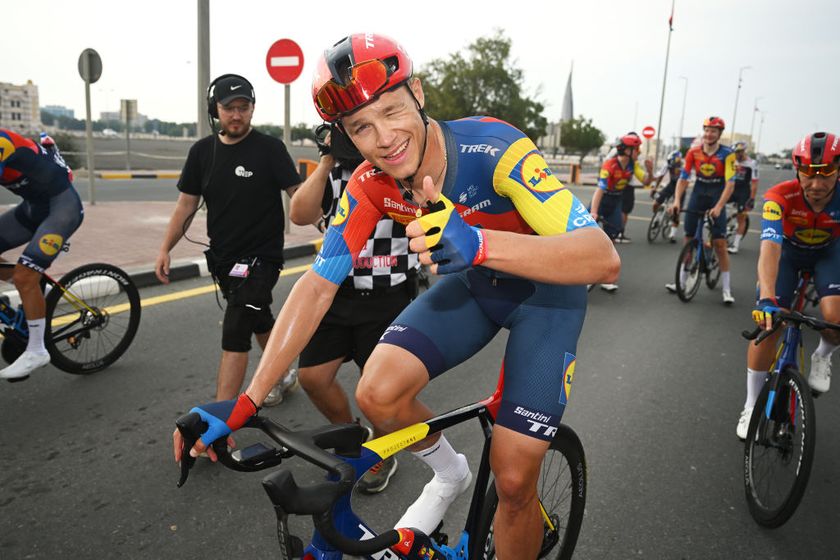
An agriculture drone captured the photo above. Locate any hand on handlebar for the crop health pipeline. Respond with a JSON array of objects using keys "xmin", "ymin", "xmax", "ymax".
[
  {"xmin": 752, "ymin": 297, "xmax": 781, "ymax": 331},
  {"xmin": 173, "ymin": 394, "xmax": 257, "ymax": 460},
  {"xmin": 709, "ymin": 205, "xmax": 723, "ymax": 219}
]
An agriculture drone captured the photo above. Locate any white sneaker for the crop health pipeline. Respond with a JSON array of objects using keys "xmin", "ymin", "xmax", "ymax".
[
  {"xmin": 0, "ymin": 350, "xmax": 50, "ymax": 381},
  {"xmin": 809, "ymin": 351, "xmax": 832, "ymax": 394},
  {"xmin": 263, "ymin": 368, "xmax": 299, "ymax": 407},
  {"xmin": 395, "ymin": 455, "xmax": 472, "ymax": 534},
  {"xmin": 727, "ymin": 244, "xmax": 739, "ymax": 254},
  {"xmin": 736, "ymin": 406, "xmax": 754, "ymax": 440},
  {"xmin": 722, "ymin": 289, "xmax": 735, "ymax": 305},
  {"xmin": 665, "ymin": 283, "xmax": 677, "ymax": 293},
  {"xmin": 600, "ymin": 283, "xmax": 619, "ymax": 292}
]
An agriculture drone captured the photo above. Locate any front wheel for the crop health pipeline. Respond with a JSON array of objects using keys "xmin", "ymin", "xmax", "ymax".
[
  {"xmin": 473, "ymin": 425, "xmax": 586, "ymax": 560},
  {"xmin": 647, "ymin": 206, "xmax": 665, "ymax": 243},
  {"xmin": 705, "ymin": 245, "xmax": 721, "ymax": 289},
  {"xmin": 744, "ymin": 366, "xmax": 816, "ymax": 528},
  {"xmin": 44, "ymin": 263, "xmax": 141, "ymax": 374},
  {"xmin": 676, "ymin": 241, "xmax": 701, "ymax": 302}
]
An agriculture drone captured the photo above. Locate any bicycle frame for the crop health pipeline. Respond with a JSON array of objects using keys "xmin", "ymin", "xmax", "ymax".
[{"xmin": 683, "ymin": 211, "xmax": 714, "ymax": 273}]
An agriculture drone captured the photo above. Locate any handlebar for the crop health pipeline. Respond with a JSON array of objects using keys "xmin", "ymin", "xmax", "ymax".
[
  {"xmin": 175, "ymin": 412, "xmax": 403, "ymax": 556},
  {"xmin": 741, "ymin": 310, "xmax": 840, "ymax": 345}
]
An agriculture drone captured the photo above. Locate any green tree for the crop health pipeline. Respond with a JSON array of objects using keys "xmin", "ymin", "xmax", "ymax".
[
  {"xmin": 417, "ymin": 30, "xmax": 547, "ymax": 140},
  {"xmin": 560, "ymin": 116, "xmax": 605, "ymax": 163}
]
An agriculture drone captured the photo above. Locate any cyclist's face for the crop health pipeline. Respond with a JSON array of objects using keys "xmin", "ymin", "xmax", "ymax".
[
  {"xmin": 702, "ymin": 126, "xmax": 721, "ymax": 145},
  {"xmin": 217, "ymin": 100, "xmax": 254, "ymax": 138},
  {"xmin": 341, "ymin": 81, "xmax": 426, "ymax": 180},
  {"xmin": 735, "ymin": 150, "xmax": 746, "ymax": 161},
  {"xmin": 800, "ymin": 172, "xmax": 838, "ymax": 205}
]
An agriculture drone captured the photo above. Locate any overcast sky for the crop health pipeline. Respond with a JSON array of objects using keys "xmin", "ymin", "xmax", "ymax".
[{"xmin": 4, "ymin": 0, "xmax": 838, "ymax": 154}]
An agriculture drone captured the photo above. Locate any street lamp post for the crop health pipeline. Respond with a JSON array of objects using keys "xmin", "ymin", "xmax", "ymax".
[
  {"xmin": 678, "ymin": 76, "xmax": 688, "ymax": 149},
  {"xmin": 748, "ymin": 96, "xmax": 763, "ymax": 152},
  {"xmin": 756, "ymin": 111, "xmax": 767, "ymax": 156},
  {"xmin": 730, "ymin": 65, "xmax": 751, "ymax": 144}
]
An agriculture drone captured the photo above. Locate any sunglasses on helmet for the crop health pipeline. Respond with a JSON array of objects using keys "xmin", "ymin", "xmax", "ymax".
[{"xmin": 315, "ymin": 60, "xmax": 393, "ymax": 118}]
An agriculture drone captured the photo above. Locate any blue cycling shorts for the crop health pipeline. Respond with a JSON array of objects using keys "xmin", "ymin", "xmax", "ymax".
[
  {"xmin": 377, "ymin": 268, "xmax": 587, "ymax": 441},
  {"xmin": 685, "ymin": 185, "xmax": 726, "ymax": 239},
  {"xmin": 772, "ymin": 242, "xmax": 840, "ymax": 309}
]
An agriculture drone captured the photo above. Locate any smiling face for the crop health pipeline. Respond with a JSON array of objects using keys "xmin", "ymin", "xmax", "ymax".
[
  {"xmin": 340, "ymin": 80, "xmax": 427, "ymax": 181},
  {"xmin": 702, "ymin": 126, "xmax": 722, "ymax": 146}
]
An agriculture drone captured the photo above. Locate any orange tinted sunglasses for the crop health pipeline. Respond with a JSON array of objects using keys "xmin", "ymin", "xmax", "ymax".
[{"xmin": 315, "ymin": 60, "xmax": 391, "ymax": 117}]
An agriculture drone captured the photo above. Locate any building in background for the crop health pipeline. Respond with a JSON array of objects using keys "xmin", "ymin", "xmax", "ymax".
[
  {"xmin": 42, "ymin": 104, "xmax": 75, "ymax": 119},
  {"xmin": 100, "ymin": 110, "xmax": 148, "ymax": 129},
  {"xmin": 538, "ymin": 63, "xmax": 574, "ymax": 156},
  {"xmin": 0, "ymin": 80, "xmax": 41, "ymax": 133}
]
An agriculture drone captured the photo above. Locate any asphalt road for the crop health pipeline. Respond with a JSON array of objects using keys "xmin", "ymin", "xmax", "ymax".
[{"xmin": 2, "ymin": 166, "xmax": 840, "ymax": 559}]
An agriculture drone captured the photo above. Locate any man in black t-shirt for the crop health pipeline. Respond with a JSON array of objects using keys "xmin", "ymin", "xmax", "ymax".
[{"xmin": 155, "ymin": 74, "xmax": 301, "ymax": 405}]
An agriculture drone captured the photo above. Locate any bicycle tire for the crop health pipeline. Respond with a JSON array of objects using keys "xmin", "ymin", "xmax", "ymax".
[
  {"xmin": 705, "ymin": 246, "xmax": 721, "ymax": 289},
  {"xmin": 744, "ymin": 366, "xmax": 816, "ymax": 528},
  {"xmin": 44, "ymin": 263, "xmax": 141, "ymax": 374},
  {"xmin": 472, "ymin": 425, "xmax": 586, "ymax": 560},
  {"xmin": 647, "ymin": 207, "xmax": 665, "ymax": 243},
  {"xmin": 676, "ymin": 241, "xmax": 701, "ymax": 302}
]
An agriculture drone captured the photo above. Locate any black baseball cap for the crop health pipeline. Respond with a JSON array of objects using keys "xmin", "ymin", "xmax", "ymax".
[{"xmin": 214, "ymin": 75, "xmax": 255, "ymax": 105}]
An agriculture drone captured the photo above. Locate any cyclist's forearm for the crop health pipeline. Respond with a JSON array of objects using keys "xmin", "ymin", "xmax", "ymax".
[
  {"xmin": 590, "ymin": 189, "xmax": 603, "ymax": 215},
  {"xmin": 290, "ymin": 157, "xmax": 334, "ymax": 225},
  {"xmin": 245, "ymin": 271, "xmax": 338, "ymax": 405},
  {"xmin": 757, "ymin": 240, "xmax": 782, "ymax": 300},
  {"xmin": 675, "ymin": 179, "xmax": 688, "ymax": 203},
  {"xmin": 481, "ymin": 226, "xmax": 620, "ymax": 285}
]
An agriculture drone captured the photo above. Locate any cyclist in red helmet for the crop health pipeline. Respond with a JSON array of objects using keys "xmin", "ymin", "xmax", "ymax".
[
  {"xmin": 590, "ymin": 132, "xmax": 652, "ymax": 291},
  {"xmin": 176, "ymin": 33, "xmax": 620, "ymax": 558},
  {"xmin": 738, "ymin": 132, "xmax": 840, "ymax": 439},
  {"xmin": 668, "ymin": 116, "xmax": 738, "ymax": 304}
]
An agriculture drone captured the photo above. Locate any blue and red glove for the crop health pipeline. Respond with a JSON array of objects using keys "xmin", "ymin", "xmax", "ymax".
[
  {"xmin": 416, "ymin": 194, "xmax": 487, "ymax": 274},
  {"xmin": 752, "ymin": 297, "xmax": 780, "ymax": 327},
  {"xmin": 189, "ymin": 393, "xmax": 258, "ymax": 447}
]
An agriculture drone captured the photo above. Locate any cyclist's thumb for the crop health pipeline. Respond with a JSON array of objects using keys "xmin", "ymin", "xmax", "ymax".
[{"xmin": 421, "ymin": 176, "xmax": 440, "ymax": 208}]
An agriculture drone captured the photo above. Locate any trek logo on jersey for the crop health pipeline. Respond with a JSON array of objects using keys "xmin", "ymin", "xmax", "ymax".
[
  {"xmin": 559, "ymin": 352, "xmax": 576, "ymax": 406},
  {"xmin": 513, "ymin": 406, "xmax": 557, "ymax": 438},
  {"xmin": 794, "ymin": 229, "xmax": 831, "ymax": 245},
  {"xmin": 459, "ymin": 143, "xmax": 499, "ymax": 157},
  {"xmin": 39, "ymin": 234, "xmax": 64, "ymax": 256},
  {"xmin": 332, "ymin": 191, "xmax": 352, "ymax": 226},
  {"xmin": 762, "ymin": 201, "xmax": 782, "ymax": 221},
  {"xmin": 520, "ymin": 152, "xmax": 562, "ymax": 193},
  {"xmin": 358, "ymin": 168, "xmax": 382, "ymax": 183},
  {"xmin": 699, "ymin": 163, "xmax": 717, "ymax": 177}
]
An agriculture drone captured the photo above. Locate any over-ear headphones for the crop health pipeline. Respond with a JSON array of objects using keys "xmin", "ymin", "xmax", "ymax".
[{"xmin": 206, "ymin": 73, "xmax": 255, "ymax": 121}]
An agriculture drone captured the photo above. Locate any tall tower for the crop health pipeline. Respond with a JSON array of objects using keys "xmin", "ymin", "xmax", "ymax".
[{"xmin": 561, "ymin": 61, "xmax": 574, "ymax": 122}]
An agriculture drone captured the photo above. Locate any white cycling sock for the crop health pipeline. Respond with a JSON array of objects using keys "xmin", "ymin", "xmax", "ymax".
[
  {"xmin": 679, "ymin": 267, "xmax": 688, "ymax": 286},
  {"xmin": 412, "ymin": 435, "xmax": 469, "ymax": 483},
  {"xmin": 25, "ymin": 318, "xmax": 47, "ymax": 354},
  {"xmin": 722, "ymin": 271, "xmax": 731, "ymax": 292},
  {"xmin": 670, "ymin": 225, "xmax": 679, "ymax": 237},
  {"xmin": 745, "ymin": 368, "xmax": 767, "ymax": 409},
  {"xmin": 814, "ymin": 337, "xmax": 839, "ymax": 358},
  {"xmin": 734, "ymin": 233, "xmax": 743, "ymax": 244}
]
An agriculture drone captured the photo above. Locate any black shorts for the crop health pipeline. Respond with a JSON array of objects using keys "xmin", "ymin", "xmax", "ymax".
[
  {"xmin": 299, "ymin": 282, "xmax": 413, "ymax": 370},
  {"xmin": 730, "ymin": 183, "xmax": 751, "ymax": 212},
  {"xmin": 622, "ymin": 186, "xmax": 635, "ymax": 214},
  {"xmin": 215, "ymin": 258, "xmax": 281, "ymax": 352}
]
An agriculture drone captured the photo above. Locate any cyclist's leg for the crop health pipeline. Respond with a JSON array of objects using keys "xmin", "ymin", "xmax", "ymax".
[
  {"xmin": 810, "ymin": 245, "xmax": 840, "ymax": 391},
  {"xmin": 490, "ymin": 283, "xmax": 586, "ymax": 559},
  {"xmin": 600, "ymin": 195, "xmax": 622, "ymax": 240},
  {"xmin": 0, "ymin": 205, "xmax": 36, "ymax": 282}
]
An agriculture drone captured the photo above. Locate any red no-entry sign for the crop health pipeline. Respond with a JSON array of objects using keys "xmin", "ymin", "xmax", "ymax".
[
  {"xmin": 265, "ymin": 39, "xmax": 304, "ymax": 84},
  {"xmin": 642, "ymin": 126, "xmax": 656, "ymax": 139}
]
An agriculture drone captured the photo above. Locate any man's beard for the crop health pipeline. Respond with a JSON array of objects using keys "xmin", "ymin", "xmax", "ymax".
[{"xmin": 222, "ymin": 123, "xmax": 249, "ymax": 139}]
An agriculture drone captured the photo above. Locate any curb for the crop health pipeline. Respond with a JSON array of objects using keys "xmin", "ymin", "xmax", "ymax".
[{"xmin": 127, "ymin": 239, "xmax": 323, "ymax": 289}]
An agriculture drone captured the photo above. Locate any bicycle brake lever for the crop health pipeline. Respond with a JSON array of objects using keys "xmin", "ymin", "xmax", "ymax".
[{"xmin": 175, "ymin": 412, "xmax": 208, "ymax": 488}]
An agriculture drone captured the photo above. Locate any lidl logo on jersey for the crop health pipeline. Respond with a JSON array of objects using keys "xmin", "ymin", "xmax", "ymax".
[
  {"xmin": 559, "ymin": 352, "xmax": 576, "ymax": 406},
  {"xmin": 521, "ymin": 152, "xmax": 563, "ymax": 193},
  {"xmin": 39, "ymin": 234, "xmax": 64, "ymax": 256},
  {"xmin": 794, "ymin": 229, "xmax": 831, "ymax": 245},
  {"xmin": 0, "ymin": 132, "xmax": 15, "ymax": 163},
  {"xmin": 762, "ymin": 201, "xmax": 782, "ymax": 221},
  {"xmin": 331, "ymin": 191, "xmax": 352, "ymax": 227},
  {"xmin": 699, "ymin": 163, "xmax": 717, "ymax": 177}
]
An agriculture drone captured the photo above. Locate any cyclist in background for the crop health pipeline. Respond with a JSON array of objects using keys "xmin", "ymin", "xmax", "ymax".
[
  {"xmin": 650, "ymin": 149, "xmax": 684, "ymax": 243},
  {"xmin": 738, "ymin": 132, "xmax": 840, "ymax": 439},
  {"xmin": 590, "ymin": 132, "xmax": 652, "ymax": 291},
  {"xmin": 174, "ymin": 33, "xmax": 620, "ymax": 560},
  {"xmin": 667, "ymin": 116, "xmax": 737, "ymax": 304},
  {"xmin": 728, "ymin": 141, "xmax": 760, "ymax": 254},
  {"xmin": 0, "ymin": 128, "xmax": 83, "ymax": 380}
]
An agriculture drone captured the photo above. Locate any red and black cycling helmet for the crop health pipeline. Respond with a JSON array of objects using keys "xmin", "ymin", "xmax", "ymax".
[
  {"xmin": 792, "ymin": 132, "xmax": 840, "ymax": 177},
  {"xmin": 616, "ymin": 132, "xmax": 642, "ymax": 155},
  {"xmin": 312, "ymin": 33, "xmax": 413, "ymax": 122},
  {"xmin": 703, "ymin": 116, "xmax": 725, "ymax": 130}
]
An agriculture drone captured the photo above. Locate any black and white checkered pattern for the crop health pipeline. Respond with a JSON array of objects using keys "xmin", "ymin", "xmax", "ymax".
[{"xmin": 324, "ymin": 166, "xmax": 419, "ymax": 290}]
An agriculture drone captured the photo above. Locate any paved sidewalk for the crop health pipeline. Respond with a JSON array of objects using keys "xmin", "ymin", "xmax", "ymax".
[{"xmin": 1, "ymin": 200, "xmax": 325, "ymax": 288}]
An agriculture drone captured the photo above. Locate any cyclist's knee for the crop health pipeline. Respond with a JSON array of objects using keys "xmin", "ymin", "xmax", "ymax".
[
  {"xmin": 298, "ymin": 364, "xmax": 338, "ymax": 393},
  {"xmin": 12, "ymin": 265, "xmax": 41, "ymax": 291},
  {"xmin": 492, "ymin": 466, "xmax": 538, "ymax": 511}
]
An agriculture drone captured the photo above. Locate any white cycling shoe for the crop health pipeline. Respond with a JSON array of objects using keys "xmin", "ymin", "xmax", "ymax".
[
  {"xmin": 665, "ymin": 283, "xmax": 677, "ymax": 293},
  {"xmin": 395, "ymin": 455, "xmax": 472, "ymax": 535},
  {"xmin": 722, "ymin": 289, "xmax": 735, "ymax": 305},
  {"xmin": 0, "ymin": 350, "xmax": 51, "ymax": 381},
  {"xmin": 736, "ymin": 406, "xmax": 753, "ymax": 441},
  {"xmin": 809, "ymin": 351, "xmax": 832, "ymax": 394},
  {"xmin": 599, "ymin": 283, "xmax": 619, "ymax": 292}
]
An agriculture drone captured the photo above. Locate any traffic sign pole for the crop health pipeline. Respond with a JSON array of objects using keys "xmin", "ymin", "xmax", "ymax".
[{"xmin": 78, "ymin": 48, "xmax": 102, "ymax": 206}]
